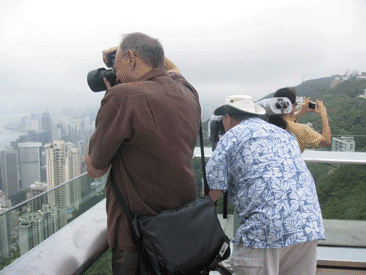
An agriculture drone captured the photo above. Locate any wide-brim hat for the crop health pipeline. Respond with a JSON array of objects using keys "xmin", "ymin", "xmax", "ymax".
[{"xmin": 214, "ymin": 95, "xmax": 266, "ymax": 116}]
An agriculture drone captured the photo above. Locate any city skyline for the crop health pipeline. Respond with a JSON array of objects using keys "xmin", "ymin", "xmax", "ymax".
[
  {"xmin": 0, "ymin": 92, "xmax": 365, "ymax": 271},
  {"xmin": 0, "ymin": 107, "xmax": 90, "ymax": 265},
  {"xmin": 0, "ymin": 109, "xmax": 90, "ymax": 208}
]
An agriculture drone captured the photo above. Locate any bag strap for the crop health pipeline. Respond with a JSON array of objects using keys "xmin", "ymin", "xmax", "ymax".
[
  {"xmin": 200, "ymin": 123, "xmax": 210, "ymax": 196},
  {"xmin": 109, "ymin": 170, "xmax": 134, "ymax": 226},
  {"xmin": 109, "ymin": 123, "xmax": 208, "ymax": 229},
  {"xmin": 108, "ymin": 123, "xmax": 230, "ymax": 273}
]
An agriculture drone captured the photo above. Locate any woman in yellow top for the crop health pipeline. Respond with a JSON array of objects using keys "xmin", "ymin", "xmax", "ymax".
[{"xmin": 268, "ymin": 87, "xmax": 332, "ymax": 153}]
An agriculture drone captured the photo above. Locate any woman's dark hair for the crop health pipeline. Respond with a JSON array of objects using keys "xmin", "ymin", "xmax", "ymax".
[
  {"xmin": 268, "ymin": 115, "xmax": 287, "ymax": 129},
  {"xmin": 273, "ymin": 87, "xmax": 297, "ymax": 104},
  {"xmin": 268, "ymin": 87, "xmax": 297, "ymax": 129}
]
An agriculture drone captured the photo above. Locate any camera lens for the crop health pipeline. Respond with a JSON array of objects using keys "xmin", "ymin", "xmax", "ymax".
[{"xmin": 87, "ymin": 68, "xmax": 117, "ymax": 92}]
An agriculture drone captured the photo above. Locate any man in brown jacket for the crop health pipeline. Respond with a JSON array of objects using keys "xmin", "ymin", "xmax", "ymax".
[{"xmin": 86, "ymin": 33, "xmax": 201, "ymax": 274}]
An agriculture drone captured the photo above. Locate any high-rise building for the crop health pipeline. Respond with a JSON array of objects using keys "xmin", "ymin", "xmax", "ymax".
[
  {"xmin": 76, "ymin": 140, "xmax": 86, "ymax": 161},
  {"xmin": 0, "ymin": 191, "xmax": 8, "ymax": 207},
  {"xmin": 65, "ymin": 147, "xmax": 82, "ymax": 181},
  {"xmin": 45, "ymin": 141, "xmax": 66, "ymax": 190},
  {"xmin": 0, "ymin": 208, "xmax": 10, "ymax": 263},
  {"xmin": 0, "ymin": 191, "xmax": 11, "ymax": 264},
  {"xmin": 18, "ymin": 142, "xmax": 42, "ymax": 190},
  {"xmin": 0, "ymin": 192, "xmax": 16, "ymax": 263},
  {"xmin": 41, "ymin": 110, "xmax": 52, "ymax": 144},
  {"xmin": 18, "ymin": 204, "xmax": 59, "ymax": 256},
  {"xmin": 0, "ymin": 150, "xmax": 19, "ymax": 197},
  {"xmin": 29, "ymin": 182, "xmax": 48, "ymax": 213},
  {"xmin": 80, "ymin": 120, "xmax": 85, "ymax": 140},
  {"xmin": 45, "ymin": 141, "xmax": 66, "ymax": 227},
  {"xmin": 65, "ymin": 147, "xmax": 82, "ymax": 208},
  {"xmin": 20, "ymin": 115, "xmax": 40, "ymax": 132}
]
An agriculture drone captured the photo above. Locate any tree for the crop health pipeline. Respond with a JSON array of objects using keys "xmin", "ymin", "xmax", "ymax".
[
  {"xmin": 84, "ymin": 249, "xmax": 112, "ymax": 275},
  {"xmin": 314, "ymin": 164, "xmax": 366, "ymax": 220}
]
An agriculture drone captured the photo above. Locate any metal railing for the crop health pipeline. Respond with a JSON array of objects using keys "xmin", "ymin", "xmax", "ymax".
[
  {"xmin": 194, "ymin": 148, "xmax": 366, "ymax": 271},
  {"xmin": 1, "ymin": 150, "xmax": 365, "ymax": 274}
]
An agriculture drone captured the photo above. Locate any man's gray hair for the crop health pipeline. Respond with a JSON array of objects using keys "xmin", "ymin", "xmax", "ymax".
[
  {"xmin": 228, "ymin": 112, "xmax": 257, "ymax": 122},
  {"xmin": 120, "ymin": 33, "xmax": 165, "ymax": 68}
]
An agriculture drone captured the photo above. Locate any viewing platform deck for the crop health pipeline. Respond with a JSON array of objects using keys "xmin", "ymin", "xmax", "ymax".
[{"xmin": 0, "ymin": 150, "xmax": 365, "ymax": 274}]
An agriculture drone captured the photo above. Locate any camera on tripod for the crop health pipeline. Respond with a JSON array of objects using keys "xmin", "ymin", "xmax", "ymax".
[{"xmin": 87, "ymin": 50, "xmax": 117, "ymax": 92}]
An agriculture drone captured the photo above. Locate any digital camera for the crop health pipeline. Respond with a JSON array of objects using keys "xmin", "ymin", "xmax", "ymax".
[
  {"xmin": 308, "ymin": 102, "xmax": 316, "ymax": 109},
  {"xmin": 87, "ymin": 51, "xmax": 117, "ymax": 92}
]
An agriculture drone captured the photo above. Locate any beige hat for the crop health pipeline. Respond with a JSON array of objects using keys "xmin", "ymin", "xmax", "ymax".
[{"xmin": 214, "ymin": 95, "xmax": 266, "ymax": 116}]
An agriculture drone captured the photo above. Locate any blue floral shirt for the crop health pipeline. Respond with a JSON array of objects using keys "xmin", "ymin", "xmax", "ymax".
[{"xmin": 206, "ymin": 117, "xmax": 325, "ymax": 248}]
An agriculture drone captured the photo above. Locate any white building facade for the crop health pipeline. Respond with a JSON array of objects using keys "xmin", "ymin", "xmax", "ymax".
[{"xmin": 332, "ymin": 136, "xmax": 355, "ymax": 152}]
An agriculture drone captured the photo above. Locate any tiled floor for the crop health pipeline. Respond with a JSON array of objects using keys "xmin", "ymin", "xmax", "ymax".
[
  {"xmin": 209, "ymin": 268, "xmax": 366, "ymax": 274},
  {"xmin": 316, "ymin": 269, "xmax": 366, "ymax": 275}
]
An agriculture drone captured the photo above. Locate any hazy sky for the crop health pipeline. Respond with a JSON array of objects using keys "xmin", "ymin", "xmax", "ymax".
[{"xmin": 1, "ymin": 0, "xmax": 366, "ymax": 113}]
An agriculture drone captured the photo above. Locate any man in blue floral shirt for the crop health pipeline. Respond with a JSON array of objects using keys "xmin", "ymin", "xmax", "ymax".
[{"xmin": 206, "ymin": 95, "xmax": 325, "ymax": 275}]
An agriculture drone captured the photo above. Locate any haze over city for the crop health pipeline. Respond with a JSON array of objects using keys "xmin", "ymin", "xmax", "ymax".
[
  {"xmin": 1, "ymin": 1, "xmax": 366, "ymax": 272},
  {"xmin": 1, "ymin": 0, "xmax": 366, "ymax": 113}
]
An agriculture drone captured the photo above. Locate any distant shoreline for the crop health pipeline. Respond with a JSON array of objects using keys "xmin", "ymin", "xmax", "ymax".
[
  {"xmin": 0, "ymin": 114, "xmax": 28, "ymax": 150},
  {"xmin": 3, "ymin": 124, "xmax": 27, "ymax": 133}
]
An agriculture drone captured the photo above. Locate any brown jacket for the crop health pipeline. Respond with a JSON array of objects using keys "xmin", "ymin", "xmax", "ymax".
[{"xmin": 89, "ymin": 68, "xmax": 201, "ymax": 251}]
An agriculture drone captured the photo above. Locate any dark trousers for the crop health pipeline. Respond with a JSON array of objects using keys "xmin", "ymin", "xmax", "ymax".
[
  {"xmin": 112, "ymin": 248, "xmax": 205, "ymax": 275},
  {"xmin": 112, "ymin": 249, "xmax": 150, "ymax": 275}
]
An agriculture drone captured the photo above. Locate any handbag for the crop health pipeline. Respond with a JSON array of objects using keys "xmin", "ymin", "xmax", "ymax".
[{"xmin": 110, "ymin": 124, "xmax": 231, "ymax": 275}]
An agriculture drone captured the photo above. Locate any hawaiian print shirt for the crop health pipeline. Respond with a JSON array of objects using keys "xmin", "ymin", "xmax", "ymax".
[{"xmin": 206, "ymin": 117, "xmax": 325, "ymax": 248}]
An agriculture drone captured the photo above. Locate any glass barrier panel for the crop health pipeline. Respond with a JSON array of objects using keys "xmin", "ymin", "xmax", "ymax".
[
  {"xmin": 0, "ymin": 172, "xmax": 107, "ymax": 270},
  {"xmin": 193, "ymin": 153, "xmax": 366, "ymax": 248},
  {"xmin": 87, "ymin": 155, "xmax": 366, "ymax": 273},
  {"xmin": 306, "ymin": 162, "xmax": 366, "ymax": 247}
]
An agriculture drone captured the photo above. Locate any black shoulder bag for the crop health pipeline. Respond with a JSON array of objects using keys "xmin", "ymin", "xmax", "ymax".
[{"xmin": 110, "ymin": 124, "xmax": 231, "ymax": 275}]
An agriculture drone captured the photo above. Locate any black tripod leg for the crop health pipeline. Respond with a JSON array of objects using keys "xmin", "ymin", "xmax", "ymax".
[
  {"xmin": 223, "ymin": 191, "xmax": 228, "ymax": 219},
  {"xmin": 216, "ymin": 265, "xmax": 233, "ymax": 275}
]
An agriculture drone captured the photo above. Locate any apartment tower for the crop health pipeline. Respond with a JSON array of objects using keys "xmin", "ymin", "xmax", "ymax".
[
  {"xmin": 18, "ymin": 143, "xmax": 42, "ymax": 190},
  {"xmin": 0, "ymin": 150, "xmax": 19, "ymax": 197},
  {"xmin": 45, "ymin": 141, "xmax": 66, "ymax": 227}
]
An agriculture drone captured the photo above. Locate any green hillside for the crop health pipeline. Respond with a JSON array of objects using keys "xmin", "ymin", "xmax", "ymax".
[
  {"xmin": 295, "ymin": 77, "xmax": 366, "ymax": 151},
  {"xmin": 262, "ymin": 76, "xmax": 366, "ymax": 151},
  {"xmin": 295, "ymin": 76, "xmax": 333, "ymax": 97},
  {"xmin": 206, "ymin": 76, "xmax": 366, "ymax": 221},
  {"xmin": 289, "ymin": 77, "xmax": 366, "ymax": 221}
]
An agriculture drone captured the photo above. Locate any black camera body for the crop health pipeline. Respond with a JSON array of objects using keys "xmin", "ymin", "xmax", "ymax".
[
  {"xmin": 308, "ymin": 102, "xmax": 316, "ymax": 109},
  {"xmin": 210, "ymin": 115, "xmax": 226, "ymax": 151},
  {"xmin": 87, "ymin": 51, "xmax": 117, "ymax": 92}
]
